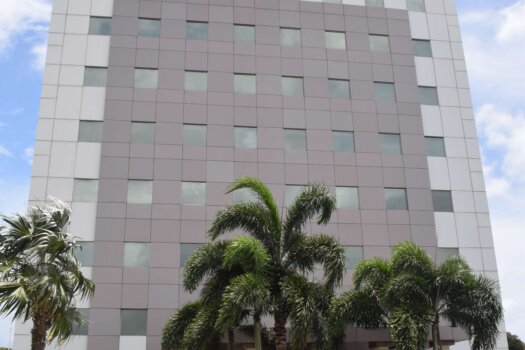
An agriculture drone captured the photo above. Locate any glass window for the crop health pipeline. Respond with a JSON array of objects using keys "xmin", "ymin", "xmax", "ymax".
[
  {"xmin": 325, "ymin": 31, "xmax": 346, "ymax": 50},
  {"xmin": 88, "ymin": 17, "xmax": 112, "ymax": 35},
  {"xmin": 325, "ymin": 0, "xmax": 342, "ymax": 3},
  {"xmin": 285, "ymin": 185, "xmax": 305, "ymax": 206},
  {"xmin": 72, "ymin": 309, "xmax": 89, "ymax": 335},
  {"xmin": 138, "ymin": 18, "xmax": 161, "ymax": 37},
  {"xmin": 419, "ymin": 86, "xmax": 439, "ymax": 105},
  {"xmin": 186, "ymin": 21, "xmax": 208, "ymax": 40},
  {"xmin": 366, "ymin": 0, "xmax": 384, "ymax": 6},
  {"xmin": 235, "ymin": 127, "xmax": 257, "ymax": 148},
  {"xmin": 234, "ymin": 188, "xmax": 257, "ymax": 203},
  {"xmin": 407, "ymin": 0, "xmax": 426, "ymax": 11},
  {"xmin": 369, "ymin": 35, "xmax": 390, "ymax": 53},
  {"xmin": 333, "ymin": 131, "xmax": 354, "ymax": 152},
  {"xmin": 185, "ymin": 71, "xmax": 207, "ymax": 91},
  {"xmin": 344, "ymin": 246, "xmax": 364, "ymax": 269},
  {"xmin": 384, "ymin": 188, "xmax": 408, "ymax": 210},
  {"xmin": 121, "ymin": 309, "xmax": 147, "ymax": 336},
  {"xmin": 436, "ymin": 248, "xmax": 459, "ymax": 265},
  {"xmin": 374, "ymin": 82, "xmax": 396, "ymax": 102},
  {"xmin": 234, "ymin": 74, "xmax": 256, "ymax": 94},
  {"xmin": 412, "ymin": 39, "xmax": 432, "ymax": 57},
  {"xmin": 284, "ymin": 129, "xmax": 307, "ymax": 151},
  {"xmin": 380, "ymin": 133, "xmax": 402, "ymax": 155},
  {"xmin": 182, "ymin": 182, "xmax": 206, "ymax": 205},
  {"xmin": 73, "ymin": 179, "xmax": 99, "ymax": 202},
  {"xmin": 134, "ymin": 68, "xmax": 158, "ymax": 89},
  {"xmin": 74, "ymin": 242, "xmax": 94, "ymax": 267},
  {"xmin": 281, "ymin": 76, "xmax": 304, "ymax": 97},
  {"xmin": 280, "ymin": 28, "xmax": 301, "ymax": 47},
  {"xmin": 432, "ymin": 190, "xmax": 453, "ymax": 212},
  {"xmin": 78, "ymin": 121, "xmax": 103, "ymax": 142},
  {"xmin": 425, "ymin": 137, "xmax": 446, "ymax": 157},
  {"xmin": 180, "ymin": 243, "xmax": 204, "ymax": 266},
  {"xmin": 131, "ymin": 122, "xmax": 155, "ymax": 144},
  {"xmin": 127, "ymin": 180, "xmax": 153, "ymax": 204},
  {"xmin": 183, "ymin": 124, "xmax": 206, "ymax": 146},
  {"xmin": 124, "ymin": 243, "xmax": 150, "ymax": 268},
  {"xmin": 328, "ymin": 79, "xmax": 350, "ymax": 99},
  {"xmin": 84, "ymin": 67, "xmax": 107, "ymax": 87},
  {"xmin": 234, "ymin": 25, "xmax": 255, "ymax": 43},
  {"xmin": 336, "ymin": 187, "xmax": 359, "ymax": 209}
]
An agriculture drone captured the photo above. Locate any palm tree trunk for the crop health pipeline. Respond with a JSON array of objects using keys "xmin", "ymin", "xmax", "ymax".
[
  {"xmin": 431, "ymin": 322, "xmax": 439, "ymax": 350},
  {"xmin": 274, "ymin": 315, "xmax": 287, "ymax": 350},
  {"xmin": 254, "ymin": 312, "xmax": 262, "ymax": 350},
  {"xmin": 31, "ymin": 310, "xmax": 47, "ymax": 350},
  {"xmin": 436, "ymin": 321, "xmax": 442, "ymax": 349},
  {"xmin": 228, "ymin": 328, "xmax": 235, "ymax": 350}
]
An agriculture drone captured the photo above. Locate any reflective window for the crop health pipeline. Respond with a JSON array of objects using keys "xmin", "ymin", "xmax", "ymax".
[
  {"xmin": 285, "ymin": 185, "xmax": 305, "ymax": 206},
  {"xmin": 369, "ymin": 35, "xmax": 390, "ymax": 53},
  {"xmin": 180, "ymin": 243, "xmax": 204, "ymax": 266},
  {"xmin": 234, "ymin": 25, "xmax": 255, "ymax": 43},
  {"xmin": 325, "ymin": 0, "xmax": 342, "ymax": 3},
  {"xmin": 380, "ymin": 133, "xmax": 402, "ymax": 155},
  {"xmin": 284, "ymin": 129, "xmax": 307, "ymax": 151},
  {"xmin": 374, "ymin": 82, "xmax": 396, "ymax": 102},
  {"xmin": 432, "ymin": 190, "xmax": 453, "ymax": 212},
  {"xmin": 138, "ymin": 18, "xmax": 161, "ymax": 37},
  {"xmin": 84, "ymin": 67, "xmax": 107, "ymax": 87},
  {"xmin": 78, "ymin": 121, "xmax": 103, "ymax": 142},
  {"xmin": 234, "ymin": 74, "xmax": 256, "ymax": 94},
  {"xmin": 74, "ymin": 242, "xmax": 94, "ymax": 267},
  {"xmin": 419, "ymin": 86, "xmax": 439, "ymax": 105},
  {"xmin": 328, "ymin": 79, "xmax": 350, "ymax": 99},
  {"xmin": 234, "ymin": 188, "xmax": 257, "ymax": 203},
  {"xmin": 384, "ymin": 188, "xmax": 408, "ymax": 210},
  {"xmin": 407, "ymin": 0, "xmax": 426, "ymax": 11},
  {"xmin": 185, "ymin": 71, "xmax": 207, "ymax": 91},
  {"xmin": 366, "ymin": 0, "xmax": 384, "ymax": 6},
  {"xmin": 333, "ymin": 131, "xmax": 354, "ymax": 152},
  {"xmin": 186, "ymin": 21, "xmax": 208, "ymax": 40},
  {"xmin": 425, "ymin": 137, "xmax": 446, "ymax": 157},
  {"xmin": 344, "ymin": 246, "xmax": 364, "ymax": 269},
  {"xmin": 127, "ymin": 180, "xmax": 153, "ymax": 204},
  {"xmin": 336, "ymin": 187, "xmax": 359, "ymax": 209},
  {"xmin": 124, "ymin": 243, "xmax": 150, "ymax": 268},
  {"xmin": 73, "ymin": 179, "xmax": 99, "ymax": 202},
  {"xmin": 134, "ymin": 68, "xmax": 158, "ymax": 89},
  {"xmin": 281, "ymin": 76, "xmax": 304, "ymax": 97},
  {"xmin": 131, "ymin": 122, "xmax": 155, "ymax": 144},
  {"xmin": 121, "ymin": 309, "xmax": 147, "ymax": 336},
  {"xmin": 436, "ymin": 248, "xmax": 459, "ymax": 265},
  {"xmin": 412, "ymin": 39, "xmax": 432, "ymax": 57},
  {"xmin": 325, "ymin": 31, "xmax": 346, "ymax": 50},
  {"xmin": 182, "ymin": 182, "xmax": 206, "ymax": 205},
  {"xmin": 88, "ymin": 17, "xmax": 112, "ymax": 35},
  {"xmin": 183, "ymin": 124, "xmax": 206, "ymax": 146},
  {"xmin": 72, "ymin": 309, "xmax": 89, "ymax": 335},
  {"xmin": 235, "ymin": 127, "xmax": 257, "ymax": 148},
  {"xmin": 280, "ymin": 28, "xmax": 301, "ymax": 47}
]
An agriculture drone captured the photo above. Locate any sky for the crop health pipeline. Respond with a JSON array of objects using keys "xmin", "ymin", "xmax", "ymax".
[{"xmin": 0, "ymin": 0, "xmax": 524, "ymax": 347}]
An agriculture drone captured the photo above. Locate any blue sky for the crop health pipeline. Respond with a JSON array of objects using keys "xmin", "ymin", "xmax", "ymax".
[{"xmin": 0, "ymin": 0, "xmax": 524, "ymax": 347}]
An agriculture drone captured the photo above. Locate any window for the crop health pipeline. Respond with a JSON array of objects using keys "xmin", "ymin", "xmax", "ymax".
[
  {"xmin": 380, "ymin": 133, "xmax": 402, "ymax": 155},
  {"xmin": 407, "ymin": 0, "xmax": 426, "ymax": 11},
  {"xmin": 366, "ymin": 0, "xmax": 384, "ymax": 6},
  {"xmin": 325, "ymin": 31, "xmax": 346, "ymax": 50},
  {"xmin": 425, "ymin": 137, "xmax": 446, "ymax": 157},
  {"xmin": 88, "ymin": 17, "xmax": 112, "ymax": 35},
  {"xmin": 432, "ymin": 190, "xmax": 453, "ymax": 212},
  {"xmin": 182, "ymin": 182, "xmax": 206, "ymax": 205},
  {"xmin": 180, "ymin": 243, "xmax": 204, "ymax": 266},
  {"xmin": 412, "ymin": 39, "xmax": 432, "ymax": 57},
  {"xmin": 369, "ymin": 35, "xmax": 390, "ymax": 53},
  {"xmin": 284, "ymin": 129, "xmax": 307, "ymax": 151},
  {"xmin": 186, "ymin": 21, "xmax": 208, "ymax": 40},
  {"xmin": 328, "ymin": 79, "xmax": 350, "ymax": 99},
  {"xmin": 281, "ymin": 76, "xmax": 304, "ymax": 97},
  {"xmin": 78, "ymin": 121, "xmax": 103, "ymax": 142},
  {"xmin": 374, "ymin": 82, "xmax": 396, "ymax": 102},
  {"xmin": 74, "ymin": 242, "xmax": 94, "ymax": 267},
  {"xmin": 127, "ymin": 180, "xmax": 153, "ymax": 204},
  {"xmin": 84, "ymin": 67, "xmax": 107, "ymax": 87},
  {"xmin": 72, "ymin": 309, "xmax": 89, "ymax": 335},
  {"xmin": 333, "ymin": 131, "xmax": 354, "ymax": 152},
  {"xmin": 336, "ymin": 187, "xmax": 359, "ymax": 209},
  {"xmin": 235, "ymin": 127, "xmax": 257, "ymax": 148},
  {"xmin": 73, "ymin": 179, "xmax": 99, "ymax": 202},
  {"xmin": 185, "ymin": 71, "xmax": 207, "ymax": 91},
  {"xmin": 124, "ymin": 243, "xmax": 150, "ymax": 267},
  {"xmin": 183, "ymin": 124, "xmax": 206, "ymax": 146},
  {"xmin": 384, "ymin": 188, "xmax": 408, "ymax": 210},
  {"xmin": 285, "ymin": 185, "xmax": 305, "ymax": 206},
  {"xmin": 131, "ymin": 122, "xmax": 155, "ymax": 144},
  {"xmin": 280, "ymin": 28, "xmax": 301, "ymax": 47},
  {"xmin": 344, "ymin": 246, "xmax": 364, "ymax": 269},
  {"xmin": 436, "ymin": 248, "xmax": 459, "ymax": 265},
  {"xmin": 234, "ymin": 25, "xmax": 255, "ymax": 43},
  {"xmin": 138, "ymin": 18, "xmax": 161, "ymax": 37},
  {"xmin": 121, "ymin": 309, "xmax": 147, "ymax": 336},
  {"xmin": 234, "ymin": 74, "xmax": 256, "ymax": 94},
  {"xmin": 419, "ymin": 86, "xmax": 439, "ymax": 105},
  {"xmin": 234, "ymin": 188, "xmax": 257, "ymax": 203},
  {"xmin": 134, "ymin": 68, "xmax": 158, "ymax": 89}
]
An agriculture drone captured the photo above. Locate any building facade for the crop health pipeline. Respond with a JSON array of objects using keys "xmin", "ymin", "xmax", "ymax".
[{"xmin": 15, "ymin": 0, "xmax": 507, "ymax": 349}]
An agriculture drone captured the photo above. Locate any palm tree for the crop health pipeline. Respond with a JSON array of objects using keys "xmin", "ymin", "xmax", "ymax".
[
  {"xmin": 328, "ymin": 242, "xmax": 503, "ymax": 350},
  {"xmin": 0, "ymin": 199, "xmax": 95, "ymax": 350}
]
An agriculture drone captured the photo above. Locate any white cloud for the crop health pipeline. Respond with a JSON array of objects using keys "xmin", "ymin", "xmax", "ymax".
[
  {"xmin": 31, "ymin": 42, "xmax": 47, "ymax": 70},
  {"xmin": 24, "ymin": 146, "xmax": 34, "ymax": 165},
  {"xmin": 0, "ymin": 145, "xmax": 13, "ymax": 158}
]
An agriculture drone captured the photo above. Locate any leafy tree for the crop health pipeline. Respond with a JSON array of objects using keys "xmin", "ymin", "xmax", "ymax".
[
  {"xmin": 508, "ymin": 332, "xmax": 525, "ymax": 350},
  {"xmin": 0, "ymin": 200, "xmax": 95, "ymax": 350}
]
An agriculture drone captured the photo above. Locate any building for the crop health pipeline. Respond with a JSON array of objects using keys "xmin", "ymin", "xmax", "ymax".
[{"xmin": 14, "ymin": 0, "xmax": 508, "ymax": 349}]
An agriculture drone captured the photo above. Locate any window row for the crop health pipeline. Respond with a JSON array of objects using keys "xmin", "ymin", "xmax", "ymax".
[
  {"xmin": 72, "ymin": 309, "xmax": 148, "ymax": 336},
  {"xmin": 328, "ymin": 0, "xmax": 426, "ymax": 12}
]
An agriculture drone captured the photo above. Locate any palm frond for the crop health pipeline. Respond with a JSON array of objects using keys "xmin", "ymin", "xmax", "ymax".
[
  {"xmin": 162, "ymin": 301, "xmax": 203, "ymax": 350},
  {"xmin": 388, "ymin": 307, "xmax": 433, "ymax": 350},
  {"xmin": 390, "ymin": 242, "xmax": 433, "ymax": 278},
  {"xmin": 353, "ymin": 257, "xmax": 392, "ymax": 290},
  {"xmin": 223, "ymin": 235, "xmax": 270, "ymax": 273},
  {"xmin": 183, "ymin": 240, "xmax": 230, "ymax": 292},
  {"xmin": 182, "ymin": 305, "xmax": 221, "ymax": 350}
]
